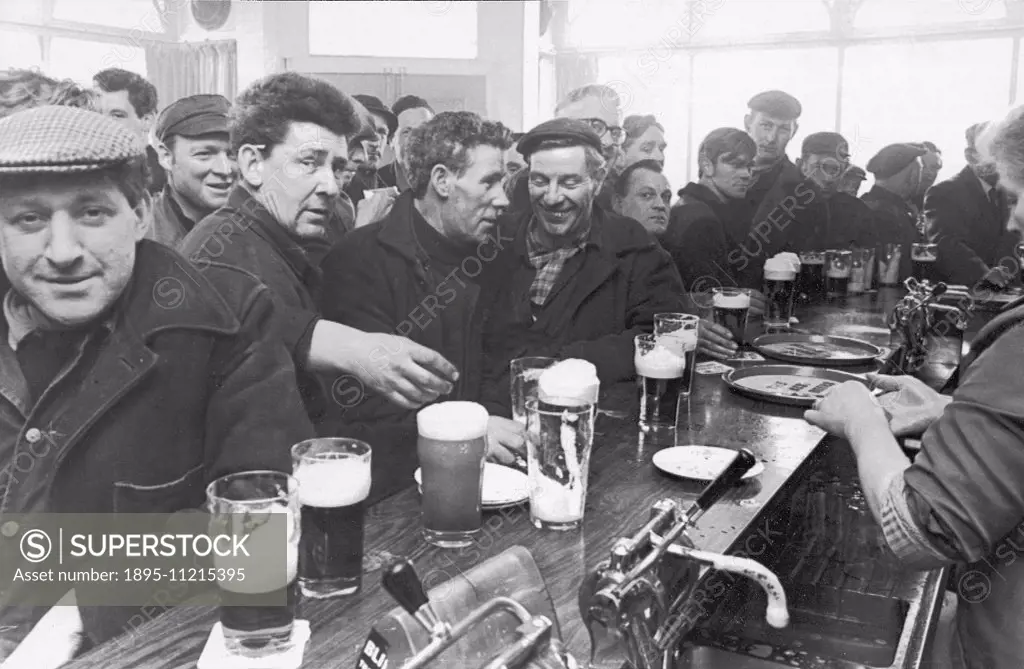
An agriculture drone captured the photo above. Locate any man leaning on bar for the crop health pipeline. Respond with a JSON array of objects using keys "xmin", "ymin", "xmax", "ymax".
[{"xmin": 0, "ymin": 105, "xmax": 314, "ymax": 662}]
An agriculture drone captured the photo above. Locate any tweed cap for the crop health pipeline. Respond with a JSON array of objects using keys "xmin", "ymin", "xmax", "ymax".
[
  {"xmin": 154, "ymin": 93, "xmax": 230, "ymax": 141},
  {"xmin": 353, "ymin": 94, "xmax": 397, "ymax": 136},
  {"xmin": 867, "ymin": 143, "xmax": 927, "ymax": 179},
  {"xmin": 0, "ymin": 105, "xmax": 143, "ymax": 174},
  {"xmin": 748, "ymin": 90, "xmax": 802, "ymax": 121},
  {"xmin": 517, "ymin": 117, "xmax": 603, "ymax": 158}
]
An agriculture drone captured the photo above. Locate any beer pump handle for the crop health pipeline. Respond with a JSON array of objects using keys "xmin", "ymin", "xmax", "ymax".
[
  {"xmin": 383, "ymin": 559, "xmax": 431, "ymax": 616},
  {"xmin": 686, "ymin": 449, "xmax": 756, "ymax": 524}
]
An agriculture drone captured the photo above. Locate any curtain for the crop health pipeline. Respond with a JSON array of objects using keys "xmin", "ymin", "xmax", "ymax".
[{"xmin": 144, "ymin": 40, "xmax": 237, "ymax": 107}]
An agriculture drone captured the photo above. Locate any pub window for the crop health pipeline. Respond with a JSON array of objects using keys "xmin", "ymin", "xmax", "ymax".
[
  {"xmin": 855, "ymin": 0, "xmax": 1006, "ymax": 29},
  {"xmin": 51, "ymin": 0, "xmax": 166, "ymax": 32},
  {"xmin": 0, "ymin": 30, "xmax": 43, "ymax": 70},
  {"xmin": 48, "ymin": 37, "xmax": 148, "ymax": 84},
  {"xmin": 695, "ymin": 0, "xmax": 830, "ymax": 40}
]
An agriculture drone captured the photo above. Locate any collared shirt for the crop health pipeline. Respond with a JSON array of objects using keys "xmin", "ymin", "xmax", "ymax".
[{"xmin": 525, "ymin": 216, "xmax": 590, "ymax": 306}]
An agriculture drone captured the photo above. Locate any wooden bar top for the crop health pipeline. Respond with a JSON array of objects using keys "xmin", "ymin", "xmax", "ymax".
[{"xmin": 66, "ymin": 290, "xmax": 965, "ymax": 669}]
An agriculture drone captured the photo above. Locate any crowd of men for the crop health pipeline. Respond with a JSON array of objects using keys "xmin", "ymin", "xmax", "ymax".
[{"xmin": 0, "ymin": 64, "xmax": 1022, "ymax": 666}]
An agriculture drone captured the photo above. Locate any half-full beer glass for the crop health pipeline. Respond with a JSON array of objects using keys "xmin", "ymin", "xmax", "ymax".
[
  {"xmin": 848, "ymin": 249, "xmax": 867, "ymax": 294},
  {"xmin": 525, "ymin": 398, "xmax": 596, "ymax": 530},
  {"xmin": 417, "ymin": 402, "xmax": 488, "ymax": 548},
  {"xmin": 635, "ymin": 334, "xmax": 686, "ymax": 431},
  {"xmin": 711, "ymin": 288, "xmax": 751, "ymax": 346},
  {"xmin": 292, "ymin": 438, "xmax": 370, "ymax": 598},
  {"xmin": 653, "ymin": 313, "xmax": 698, "ymax": 397},
  {"xmin": 762, "ymin": 258, "xmax": 797, "ymax": 331},
  {"xmin": 510, "ymin": 356, "xmax": 557, "ymax": 425},
  {"xmin": 826, "ymin": 250, "xmax": 852, "ymax": 299},
  {"xmin": 206, "ymin": 471, "xmax": 299, "ymax": 657},
  {"xmin": 797, "ymin": 250, "xmax": 826, "ymax": 302},
  {"xmin": 879, "ymin": 243, "xmax": 902, "ymax": 286},
  {"xmin": 911, "ymin": 243, "xmax": 938, "ymax": 281}
]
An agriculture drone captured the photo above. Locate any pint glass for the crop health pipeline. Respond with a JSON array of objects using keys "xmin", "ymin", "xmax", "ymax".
[
  {"xmin": 826, "ymin": 250, "xmax": 852, "ymax": 299},
  {"xmin": 879, "ymin": 243, "xmax": 902, "ymax": 286},
  {"xmin": 762, "ymin": 264, "xmax": 797, "ymax": 332},
  {"xmin": 525, "ymin": 398, "xmax": 596, "ymax": 531},
  {"xmin": 292, "ymin": 438, "xmax": 370, "ymax": 598},
  {"xmin": 417, "ymin": 401, "xmax": 488, "ymax": 548},
  {"xmin": 797, "ymin": 251, "xmax": 826, "ymax": 302},
  {"xmin": 911, "ymin": 243, "xmax": 938, "ymax": 282},
  {"xmin": 635, "ymin": 334, "xmax": 686, "ymax": 431},
  {"xmin": 652, "ymin": 313, "xmax": 698, "ymax": 397},
  {"xmin": 206, "ymin": 471, "xmax": 299, "ymax": 657},
  {"xmin": 510, "ymin": 357, "xmax": 557, "ymax": 425},
  {"xmin": 711, "ymin": 288, "xmax": 751, "ymax": 346},
  {"xmin": 848, "ymin": 249, "xmax": 867, "ymax": 295}
]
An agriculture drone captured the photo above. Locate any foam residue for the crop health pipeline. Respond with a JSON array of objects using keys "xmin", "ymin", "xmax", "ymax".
[
  {"xmin": 295, "ymin": 459, "xmax": 370, "ymax": 507},
  {"xmin": 713, "ymin": 292, "xmax": 751, "ymax": 309},
  {"xmin": 417, "ymin": 401, "xmax": 489, "ymax": 441},
  {"xmin": 764, "ymin": 253, "xmax": 800, "ymax": 280},
  {"xmin": 635, "ymin": 341, "xmax": 686, "ymax": 378},
  {"xmin": 538, "ymin": 359, "xmax": 599, "ymax": 406}
]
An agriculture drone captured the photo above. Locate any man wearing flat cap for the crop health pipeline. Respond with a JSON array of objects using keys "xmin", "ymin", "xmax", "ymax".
[
  {"xmin": 476, "ymin": 117, "xmax": 687, "ymax": 415},
  {"xmin": 746, "ymin": 132, "xmax": 876, "ymax": 270},
  {"xmin": 147, "ymin": 93, "xmax": 235, "ymax": 248},
  {"xmin": 345, "ymin": 94, "xmax": 398, "ymax": 206},
  {"xmin": 838, "ymin": 165, "xmax": 867, "ymax": 198},
  {"xmin": 924, "ymin": 123, "xmax": 1019, "ymax": 287},
  {"xmin": 742, "ymin": 90, "xmax": 804, "ymax": 216},
  {"xmin": 862, "ymin": 143, "xmax": 927, "ymax": 283},
  {"xmin": 0, "ymin": 105, "xmax": 313, "ymax": 660}
]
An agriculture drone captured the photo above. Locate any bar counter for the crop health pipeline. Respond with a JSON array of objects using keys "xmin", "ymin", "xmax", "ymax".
[{"xmin": 66, "ymin": 289, "xmax": 985, "ymax": 669}]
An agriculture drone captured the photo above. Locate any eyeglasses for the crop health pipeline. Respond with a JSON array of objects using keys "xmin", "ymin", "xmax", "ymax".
[{"xmin": 581, "ymin": 118, "xmax": 625, "ymax": 145}]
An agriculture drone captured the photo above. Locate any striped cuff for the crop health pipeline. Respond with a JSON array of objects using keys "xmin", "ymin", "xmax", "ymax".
[{"xmin": 879, "ymin": 470, "xmax": 952, "ymax": 569}]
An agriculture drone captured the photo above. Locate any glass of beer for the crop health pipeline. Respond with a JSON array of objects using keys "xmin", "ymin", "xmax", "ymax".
[
  {"xmin": 847, "ymin": 248, "xmax": 867, "ymax": 295},
  {"xmin": 762, "ymin": 259, "xmax": 797, "ymax": 332},
  {"xmin": 292, "ymin": 438, "xmax": 370, "ymax": 599},
  {"xmin": 711, "ymin": 287, "xmax": 751, "ymax": 346},
  {"xmin": 652, "ymin": 313, "xmax": 698, "ymax": 397},
  {"xmin": 797, "ymin": 250, "xmax": 826, "ymax": 302},
  {"xmin": 206, "ymin": 471, "xmax": 299, "ymax": 657},
  {"xmin": 825, "ymin": 249, "xmax": 852, "ymax": 299},
  {"xmin": 911, "ymin": 243, "xmax": 938, "ymax": 281},
  {"xmin": 525, "ymin": 398, "xmax": 596, "ymax": 531},
  {"xmin": 634, "ymin": 334, "xmax": 686, "ymax": 431},
  {"xmin": 879, "ymin": 243, "xmax": 903, "ymax": 286},
  {"xmin": 510, "ymin": 356, "xmax": 557, "ymax": 425},
  {"xmin": 417, "ymin": 401, "xmax": 488, "ymax": 548},
  {"xmin": 862, "ymin": 246, "xmax": 877, "ymax": 291}
]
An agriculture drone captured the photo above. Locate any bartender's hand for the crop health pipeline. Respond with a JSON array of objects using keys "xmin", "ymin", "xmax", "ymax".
[
  {"xmin": 698, "ymin": 319, "xmax": 738, "ymax": 360},
  {"xmin": 866, "ymin": 373, "xmax": 951, "ymax": 437},
  {"xmin": 355, "ymin": 188, "xmax": 398, "ymax": 228},
  {"xmin": 804, "ymin": 381, "xmax": 888, "ymax": 440},
  {"xmin": 486, "ymin": 416, "xmax": 526, "ymax": 465}
]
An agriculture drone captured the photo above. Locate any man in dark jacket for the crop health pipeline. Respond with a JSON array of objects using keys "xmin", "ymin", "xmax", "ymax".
[
  {"xmin": 742, "ymin": 90, "xmax": 803, "ymax": 217},
  {"xmin": 146, "ymin": 94, "xmax": 235, "ymax": 248},
  {"xmin": 180, "ymin": 74, "xmax": 459, "ymax": 440},
  {"xmin": 925, "ymin": 123, "xmax": 1018, "ymax": 287},
  {"xmin": 92, "ymin": 68, "xmax": 164, "ymax": 194},
  {"xmin": 478, "ymin": 118, "xmax": 687, "ymax": 415},
  {"xmin": 345, "ymin": 94, "xmax": 396, "ymax": 208},
  {"xmin": 319, "ymin": 111, "xmax": 525, "ymax": 497},
  {"xmin": 378, "ymin": 94, "xmax": 434, "ymax": 194},
  {"xmin": 0, "ymin": 106, "xmax": 313, "ymax": 660},
  {"xmin": 862, "ymin": 143, "xmax": 927, "ymax": 283}
]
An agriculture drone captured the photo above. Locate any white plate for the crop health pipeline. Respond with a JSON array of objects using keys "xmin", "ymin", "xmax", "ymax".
[
  {"xmin": 414, "ymin": 463, "xmax": 530, "ymax": 508},
  {"xmin": 652, "ymin": 446, "xmax": 765, "ymax": 482}
]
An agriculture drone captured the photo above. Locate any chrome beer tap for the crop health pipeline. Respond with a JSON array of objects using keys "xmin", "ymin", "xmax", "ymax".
[
  {"xmin": 579, "ymin": 449, "xmax": 790, "ymax": 669},
  {"xmin": 887, "ymin": 278, "xmax": 967, "ymax": 374},
  {"xmin": 381, "ymin": 559, "xmax": 574, "ymax": 669}
]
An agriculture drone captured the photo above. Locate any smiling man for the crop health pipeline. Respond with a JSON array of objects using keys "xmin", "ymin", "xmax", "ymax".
[
  {"xmin": 478, "ymin": 118, "xmax": 686, "ymax": 415},
  {"xmin": 319, "ymin": 111, "xmax": 525, "ymax": 499},
  {"xmin": 147, "ymin": 94, "xmax": 235, "ymax": 248},
  {"xmin": 180, "ymin": 74, "xmax": 460, "ymax": 454}
]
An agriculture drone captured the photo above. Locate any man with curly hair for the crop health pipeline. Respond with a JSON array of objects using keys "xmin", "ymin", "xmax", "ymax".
[
  {"xmin": 0, "ymin": 68, "xmax": 95, "ymax": 119},
  {"xmin": 319, "ymin": 111, "xmax": 526, "ymax": 497}
]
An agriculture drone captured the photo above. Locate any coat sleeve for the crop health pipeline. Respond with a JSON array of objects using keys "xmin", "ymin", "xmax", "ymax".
[
  {"xmin": 662, "ymin": 209, "xmax": 746, "ymax": 291},
  {"xmin": 925, "ymin": 184, "xmax": 991, "ymax": 285},
  {"xmin": 558, "ymin": 243, "xmax": 687, "ymax": 384}
]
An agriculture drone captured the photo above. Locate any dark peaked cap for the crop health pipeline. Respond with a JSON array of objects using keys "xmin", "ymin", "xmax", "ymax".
[
  {"xmin": 748, "ymin": 90, "xmax": 802, "ymax": 120},
  {"xmin": 0, "ymin": 105, "xmax": 143, "ymax": 174},
  {"xmin": 155, "ymin": 93, "xmax": 230, "ymax": 141},
  {"xmin": 802, "ymin": 132, "xmax": 850, "ymax": 160},
  {"xmin": 867, "ymin": 143, "xmax": 927, "ymax": 179},
  {"xmin": 517, "ymin": 117, "xmax": 603, "ymax": 158},
  {"xmin": 354, "ymin": 94, "xmax": 397, "ymax": 136}
]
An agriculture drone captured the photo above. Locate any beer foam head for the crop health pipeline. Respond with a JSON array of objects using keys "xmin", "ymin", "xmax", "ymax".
[
  {"xmin": 635, "ymin": 342, "xmax": 686, "ymax": 379},
  {"xmin": 417, "ymin": 401, "xmax": 488, "ymax": 441},
  {"xmin": 799, "ymin": 251, "xmax": 825, "ymax": 265},
  {"xmin": 538, "ymin": 359, "xmax": 599, "ymax": 406},
  {"xmin": 713, "ymin": 291, "xmax": 750, "ymax": 309},
  {"xmin": 295, "ymin": 458, "xmax": 370, "ymax": 507},
  {"xmin": 764, "ymin": 253, "xmax": 800, "ymax": 280}
]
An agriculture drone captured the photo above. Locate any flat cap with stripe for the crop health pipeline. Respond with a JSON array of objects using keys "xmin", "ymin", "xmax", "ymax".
[{"xmin": 0, "ymin": 105, "xmax": 144, "ymax": 174}]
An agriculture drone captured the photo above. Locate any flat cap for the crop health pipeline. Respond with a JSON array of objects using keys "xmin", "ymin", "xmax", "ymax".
[
  {"xmin": 0, "ymin": 105, "xmax": 143, "ymax": 174},
  {"xmin": 155, "ymin": 94, "xmax": 230, "ymax": 141},
  {"xmin": 748, "ymin": 90, "xmax": 802, "ymax": 120},
  {"xmin": 866, "ymin": 143, "xmax": 927, "ymax": 179},
  {"xmin": 517, "ymin": 117, "xmax": 603, "ymax": 158},
  {"xmin": 354, "ymin": 94, "xmax": 397, "ymax": 136},
  {"xmin": 802, "ymin": 132, "xmax": 850, "ymax": 160},
  {"xmin": 842, "ymin": 165, "xmax": 867, "ymax": 181}
]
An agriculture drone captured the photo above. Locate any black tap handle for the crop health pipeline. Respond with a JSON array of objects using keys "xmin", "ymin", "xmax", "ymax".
[
  {"xmin": 382, "ymin": 558, "xmax": 430, "ymax": 616},
  {"xmin": 930, "ymin": 282, "xmax": 947, "ymax": 298},
  {"xmin": 693, "ymin": 448, "xmax": 756, "ymax": 513}
]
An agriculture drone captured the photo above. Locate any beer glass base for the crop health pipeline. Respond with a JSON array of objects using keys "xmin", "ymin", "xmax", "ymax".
[
  {"xmin": 422, "ymin": 528, "xmax": 477, "ymax": 548},
  {"xmin": 299, "ymin": 577, "xmax": 359, "ymax": 599},
  {"xmin": 531, "ymin": 516, "xmax": 582, "ymax": 531},
  {"xmin": 222, "ymin": 627, "xmax": 295, "ymax": 658}
]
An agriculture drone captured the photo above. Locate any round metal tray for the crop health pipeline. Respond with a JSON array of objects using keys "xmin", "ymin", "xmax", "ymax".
[
  {"xmin": 723, "ymin": 365, "xmax": 873, "ymax": 407},
  {"xmin": 751, "ymin": 333, "xmax": 883, "ymax": 366}
]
